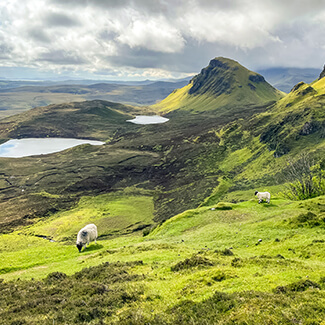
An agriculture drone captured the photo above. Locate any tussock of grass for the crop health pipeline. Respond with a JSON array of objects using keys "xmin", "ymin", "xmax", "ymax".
[
  {"xmin": 115, "ymin": 289, "xmax": 325, "ymax": 324},
  {"xmin": 171, "ymin": 254, "xmax": 214, "ymax": 272},
  {"xmin": 288, "ymin": 211, "xmax": 325, "ymax": 228},
  {"xmin": 274, "ymin": 279, "xmax": 321, "ymax": 293}
]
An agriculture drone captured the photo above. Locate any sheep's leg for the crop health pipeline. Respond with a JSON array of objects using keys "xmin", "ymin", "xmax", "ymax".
[{"xmin": 258, "ymin": 199, "xmax": 262, "ymax": 204}]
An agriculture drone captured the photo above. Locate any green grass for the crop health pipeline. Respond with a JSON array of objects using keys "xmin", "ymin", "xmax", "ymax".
[
  {"xmin": 1, "ymin": 59, "xmax": 325, "ymax": 323},
  {"xmin": 23, "ymin": 192, "xmax": 155, "ymax": 241},
  {"xmin": 1, "ymin": 193, "xmax": 325, "ymax": 323}
]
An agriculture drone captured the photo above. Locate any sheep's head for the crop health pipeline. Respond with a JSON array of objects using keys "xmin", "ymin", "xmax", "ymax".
[
  {"xmin": 254, "ymin": 191, "xmax": 258, "ymax": 195},
  {"xmin": 76, "ymin": 243, "xmax": 83, "ymax": 252}
]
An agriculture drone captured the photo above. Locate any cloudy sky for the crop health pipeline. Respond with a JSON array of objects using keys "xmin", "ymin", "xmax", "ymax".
[{"xmin": 1, "ymin": 0, "xmax": 325, "ymax": 80}]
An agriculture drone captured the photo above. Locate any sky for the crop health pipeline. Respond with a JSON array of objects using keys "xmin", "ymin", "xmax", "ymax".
[{"xmin": 1, "ymin": 0, "xmax": 325, "ymax": 80}]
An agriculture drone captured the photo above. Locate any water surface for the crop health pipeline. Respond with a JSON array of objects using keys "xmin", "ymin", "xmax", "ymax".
[
  {"xmin": 0, "ymin": 138, "xmax": 104, "ymax": 158},
  {"xmin": 126, "ymin": 115, "xmax": 169, "ymax": 124}
]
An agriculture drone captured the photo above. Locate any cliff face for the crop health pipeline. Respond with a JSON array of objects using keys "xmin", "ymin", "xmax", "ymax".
[{"xmin": 188, "ymin": 58, "xmax": 233, "ymax": 96}]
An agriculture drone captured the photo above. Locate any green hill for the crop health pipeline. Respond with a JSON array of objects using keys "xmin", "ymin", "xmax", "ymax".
[
  {"xmin": 152, "ymin": 57, "xmax": 284, "ymax": 114},
  {"xmin": 0, "ymin": 100, "xmax": 137, "ymax": 140},
  {"xmin": 0, "ymin": 58, "xmax": 325, "ymax": 324},
  {"xmin": 1, "ymin": 194, "xmax": 325, "ymax": 324}
]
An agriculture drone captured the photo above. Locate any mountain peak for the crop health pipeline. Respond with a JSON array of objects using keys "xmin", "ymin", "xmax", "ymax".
[
  {"xmin": 207, "ymin": 57, "xmax": 232, "ymax": 69},
  {"xmin": 152, "ymin": 56, "xmax": 284, "ymax": 114},
  {"xmin": 188, "ymin": 57, "xmax": 268, "ymax": 97}
]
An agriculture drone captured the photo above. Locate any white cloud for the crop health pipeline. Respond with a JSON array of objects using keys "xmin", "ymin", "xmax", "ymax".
[
  {"xmin": 116, "ymin": 14, "xmax": 185, "ymax": 53},
  {"xmin": 0, "ymin": 0, "xmax": 325, "ymax": 79}
]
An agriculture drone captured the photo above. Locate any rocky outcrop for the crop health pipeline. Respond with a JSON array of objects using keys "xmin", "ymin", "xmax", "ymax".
[
  {"xmin": 290, "ymin": 82, "xmax": 316, "ymax": 96},
  {"xmin": 248, "ymin": 74, "xmax": 265, "ymax": 83},
  {"xmin": 188, "ymin": 58, "xmax": 232, "ymax": 96},
  {"xmin": 291, "ymin": 82, "xmax": 305, "ymax": 92}
]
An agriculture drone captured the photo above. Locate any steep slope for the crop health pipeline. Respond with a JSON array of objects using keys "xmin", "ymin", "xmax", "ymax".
[
  {"xmin": 200, "ymin": 68, "xmax": 325, "ymax": 205},
  {"xmin": 153, "ymin": 57, "xmax": 284, "ymax": 114},
  {"xmin": 252, "ymin": 73, "xmax": 325, "ymax": 158}
]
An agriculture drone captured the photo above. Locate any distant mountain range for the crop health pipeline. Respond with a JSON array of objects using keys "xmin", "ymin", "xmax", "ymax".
[
  {"xmin": 0, "ymin": 78, "xmax": 191, "ymax": 118},
  {"xmin": 257, "ymin": 67, "xmax": 321, "ymax": 93},
  {"xmin": 0, "ymin": 66, "xmax": 321, "ymax": 119},
  {"xmin": 0, "ymin": 77, "xmax": 192, "ymax": 89}
]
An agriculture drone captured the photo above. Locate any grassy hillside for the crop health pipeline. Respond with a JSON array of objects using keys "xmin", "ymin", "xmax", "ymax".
[
  {"xmin": 0, "ymin": 100, "xmax": 138, "ymax": 140},
  {"xmin": 152, "ymin": 57, "xmax": 284, "ymax": 114},
  {"xmin": 1, "ymin": 195, "xmax": 325, "ymax": 324},
  {"xmin": 0, "ymin": 58, "xmax": 325, "ymax": 323}
]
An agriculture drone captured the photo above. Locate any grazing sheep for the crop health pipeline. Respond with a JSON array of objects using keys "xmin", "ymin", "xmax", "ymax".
[
  {"xmin": 255, "ymin": 191, "xmax": 271, "ymax": 204},
  {"xmin": 76, "ymin": 224, "xmax": 98, "ymax": 252}
]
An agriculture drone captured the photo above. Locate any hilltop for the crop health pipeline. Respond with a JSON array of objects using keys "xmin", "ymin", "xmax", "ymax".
[{"xmin": 152, "ymin": 57, "xmax": 284, "ymax": 114}]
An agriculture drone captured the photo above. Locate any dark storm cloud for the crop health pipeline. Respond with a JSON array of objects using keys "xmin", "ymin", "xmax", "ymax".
[
  {"xmin": 107, "ymin": 47, "xmax": 175, "ymax": 70},
  {"xmin": 0, "ymin": 43, "xmax": 12, "ymax": 60},
  {"xmin": 27, "ymin": 27, "xmax": 51, "ymax": 43},
  {"xmin": 44, "ymin": 12, "xmax": 80, "ymax": 27},
  {"xmin": 105, "ymin": 40, "xmax": 238, "ymax": 73}
]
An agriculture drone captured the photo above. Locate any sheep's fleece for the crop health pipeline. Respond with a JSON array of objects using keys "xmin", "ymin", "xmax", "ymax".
[
  {"xmin": 76, "ymin": 224, "xmax": 97, "ymax": 252},
  {"xmin": 255, "ymin": 191, "xmax": 271, "ymax": 203}
]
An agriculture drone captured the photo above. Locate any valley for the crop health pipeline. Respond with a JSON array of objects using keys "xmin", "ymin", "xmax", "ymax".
[
  {"xmin": 0, "ymin": 78, "xmax": 189, "ymax": 118},
  {"xmin": 0, "ymin": 57, "xmax": 325, "ymax": 324}
]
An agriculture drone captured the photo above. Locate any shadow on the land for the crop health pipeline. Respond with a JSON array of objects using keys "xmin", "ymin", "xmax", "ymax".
[
  {"xmin": 81, "ymin": 244, "xmax": 104, "ymax": 252},
  {"xmin": 259, "ymin": 202, "xmax": 277, "ymax": 208}
]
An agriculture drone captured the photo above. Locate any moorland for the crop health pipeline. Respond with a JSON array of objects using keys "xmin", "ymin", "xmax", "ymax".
[{"xmin": 0, "ymin": 57, "xmax": 325, "ymax": 324}]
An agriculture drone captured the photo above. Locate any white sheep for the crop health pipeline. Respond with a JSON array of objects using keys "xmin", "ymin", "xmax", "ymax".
[
  {"xmin": 76, "ymin": 224, "xmax": 98, "ymax": 252},
  {"xmin": 255, "ymin": 191, "xmax": 271, "ymax": 204}
]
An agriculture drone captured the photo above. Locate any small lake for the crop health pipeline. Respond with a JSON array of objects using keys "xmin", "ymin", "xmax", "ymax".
[
  {"xmin": 0, "ymin": 138, "xmax": 105, "ymax": 158},
  {"xmin": 126, "ymin": 115, "xmax": 169, "ymax": 124}
]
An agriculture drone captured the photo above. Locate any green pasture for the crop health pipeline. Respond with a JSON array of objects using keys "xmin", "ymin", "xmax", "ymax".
[
  {"xmin": 1, "ymin": 190, "xmax": 325, "ymax": 323},
  {"xmin": 1, "ymin": 193, "xmax": 325, "ymax": 290}
]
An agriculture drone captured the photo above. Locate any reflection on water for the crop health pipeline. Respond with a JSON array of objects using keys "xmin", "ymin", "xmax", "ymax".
[
  {"xmin": 126, "ymin": 115, "xmax": 169, "ymax": 124},
  {"xmin": 0, "ymin": 138, "xmax": 105, "ymax": 158}
]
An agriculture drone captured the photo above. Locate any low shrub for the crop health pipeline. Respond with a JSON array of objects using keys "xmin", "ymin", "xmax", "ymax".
[
  {"xmin": 171, "ymin": 255, "xmax": 214, "ymax": 272},
  {"xmin": 214, "ymin": 248, "xmax": 234, "ymax": 256},
  {"xmin": 0, "ymin": 261, "xmax": 145, "ymax": 325},
  {"xmin": 289, "ymin": 212, "xmax": 325, "ymax": 228},
  {"xmin": 274, "ymin": 279, "xmax": 321, "ymax": 294}
]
